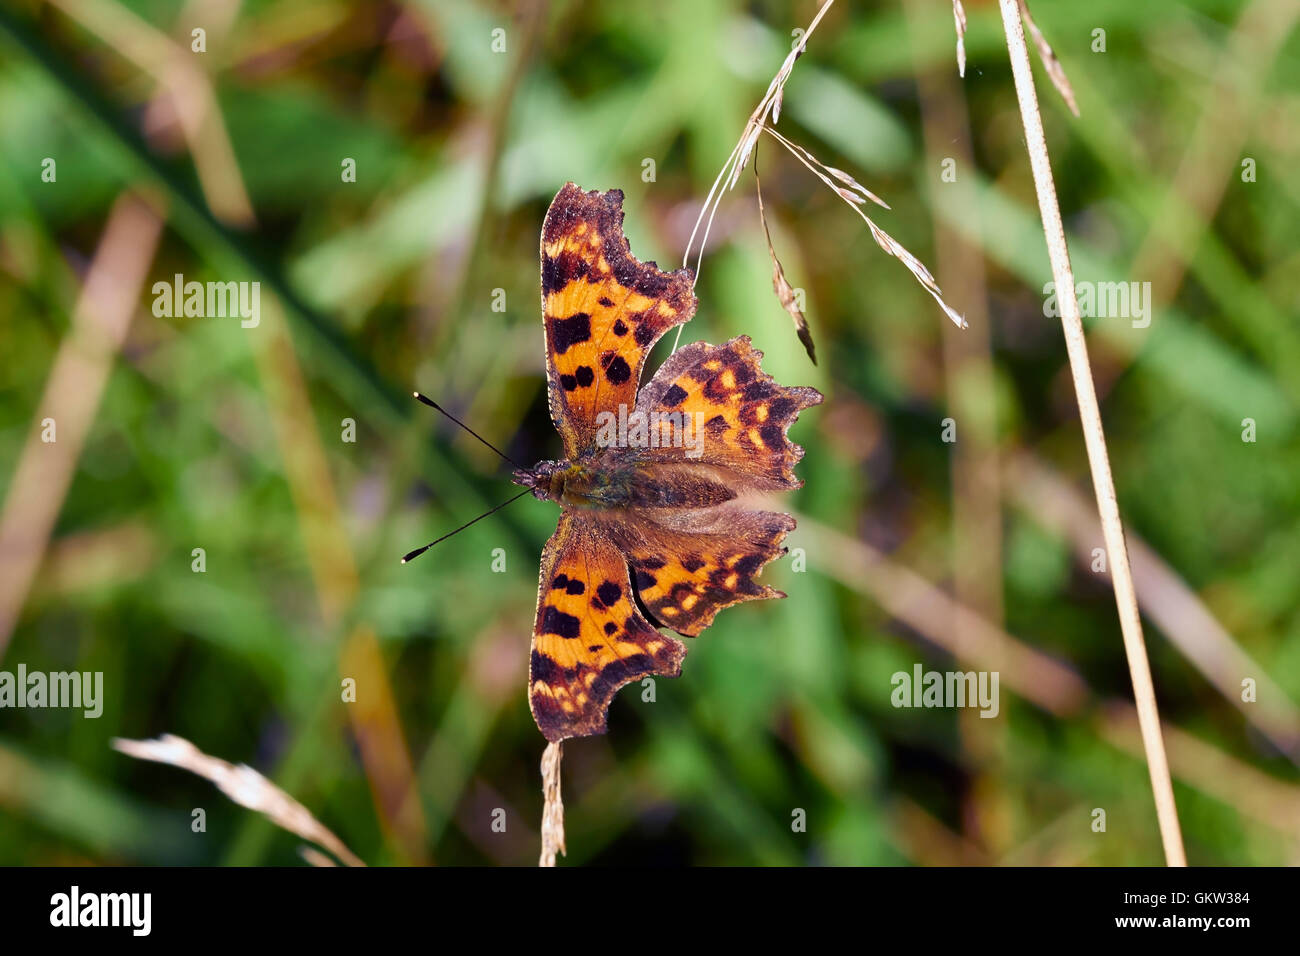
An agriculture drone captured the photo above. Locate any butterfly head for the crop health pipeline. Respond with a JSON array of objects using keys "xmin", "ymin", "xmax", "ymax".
[
  {"xmin": 514, "ymin": 458, "xmax": 615, "ymax": 506},
  {"xmin": 512, "ymin": 460, "xmax": 569, "ymax": 502}
]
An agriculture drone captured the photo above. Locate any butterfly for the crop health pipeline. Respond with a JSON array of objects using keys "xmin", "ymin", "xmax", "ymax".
[{"xmin": 512, "ymin": 183, "xmax": 823, "ymax": 742}]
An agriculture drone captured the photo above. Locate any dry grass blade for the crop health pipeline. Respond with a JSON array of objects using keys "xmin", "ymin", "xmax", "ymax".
[
  {"xmin": 112, "ymin": 734, "xmax": 366, "ymax": 867},
  {"xmin": 0, "ymin": 192, "xmax": 162, "ymax": 658},
  {"xmin": 539, "ymin": 740, "xmax": 565, "ymax": 867},
  {"xmin": 681, "ymin": 0, "xmax": 836, "ymax": 283},
  {"xmin": 755, "ymin": 171, "xmax": 816, "ymax": 363},
  {"xmin": 769, "ymin": 130, "xmax": 890, "ymax": 209},
  {"xmin": 765, "ymin": 128, "xmax": 967, "ymax": 330},
  {"xmin": 952, "ymin": 0, "xmax": 968, "ymax": 77},
  {"xmin": 677, "ymin": 0, "xmax": 966, "ymax": 355},
  {"xmin": 298, "ymin": 846, "xmax": 339, "ymax": 867},
  {"xmin": 48, "ymin": 0, "xmax": 255, "ymax": 225},
  {"xmin": 823, "ymin": 165, "xmax": 889, "ymax": 208},
  {"xmin": 1017, "ymin": 0, "xmax": 1080, "ymax": 116}
]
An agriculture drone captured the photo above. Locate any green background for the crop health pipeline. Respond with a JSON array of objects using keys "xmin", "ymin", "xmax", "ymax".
[{"xmin": 1, "ymin": 0, "xmax": 1297, "ymax": 865}]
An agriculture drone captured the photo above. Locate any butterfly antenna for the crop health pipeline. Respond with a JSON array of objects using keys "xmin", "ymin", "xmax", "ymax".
[
  {"xmin": 412, "ymin": 392, "xmax": 524, "ymax": 469},
  {"xmin": 401, "ymin": 488, "xmax": 532, "ymax": 564}
]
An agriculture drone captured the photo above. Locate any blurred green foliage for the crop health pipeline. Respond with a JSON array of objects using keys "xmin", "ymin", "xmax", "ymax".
[{"xmin": 0, "ymin": 0, "xmax": 1297, "ymax": 866}]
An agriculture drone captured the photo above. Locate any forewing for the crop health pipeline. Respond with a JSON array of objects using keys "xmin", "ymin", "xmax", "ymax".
[
  {"xmin": 541, "ymin": 183, "xmax": 696, "ymax": 457},
  {"xmin": 529, "ymin": 511, "xmax": 685, "ymax": 742}
]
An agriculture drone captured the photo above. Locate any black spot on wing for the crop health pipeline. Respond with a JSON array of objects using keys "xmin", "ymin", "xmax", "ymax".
[
  {"xmin": 575, "ymin": 365, "xmax": 595, "ymax": 387},
  {"xmin": 604, "ymin": 355, "xmax": 632, "ymax": 385},
  {"xmin": 542, "ymin": 606, "xmax": 582, "ymax": 639},
  {"xmin": 669, "ymin": 581, "xmax": 696, "ymax": 603},
  {"xmin": 531, "ymin": 650, "xmax": 564, "ymax": 684},
  {"xmin": 590, "ymin": 653, "xmax": 654, "ymax": 701},
  {"xmin": 611, "ymin": 250, "xmax": 672, "ymax": 297},
  {"xmin": 768, "ymin": 396, "xmax": 797, "ymax": 420},
  {"xmin": 542, "ymin": 251, "xmax": 591, "ymax": 296},
  {"xmin": 550, "ymin": 313, "xmax": 591, "ymax": 355},
  {"xmin": 662, "ymin": 384, "xmax": 688, "ymax": 406},
  {"xmin": 596, "ymin": 581, "xmax": 622, "ymax": 606}
]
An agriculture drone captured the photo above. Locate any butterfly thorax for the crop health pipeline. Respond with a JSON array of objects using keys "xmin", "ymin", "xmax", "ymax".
[
  {"xmin": 513, "ymin": 453, "xmax": 737, "ymax": 510},
  {"xmin": 513, "ymin": 459, "xmax": 611, "ymax": 507}
]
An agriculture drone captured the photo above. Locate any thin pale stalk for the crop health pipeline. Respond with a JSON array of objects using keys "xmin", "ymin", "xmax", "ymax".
[
  {"xmin": 995, "ymin": 0, "xmax": 1185, "ymax": 866},
  {"xmin": 539, "ymin": 741, "xmax": 565, "ymax": 867},
  {"xmin": 674, "ymin": 0, "xmax": 837, "ymax": 352}
]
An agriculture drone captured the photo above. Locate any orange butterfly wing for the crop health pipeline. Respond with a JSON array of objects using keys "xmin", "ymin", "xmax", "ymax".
[
  {"xmin": 608, "ymin": 508, "xmax": 797, "ymax": 638},
  {"xmin": 633, "ymin": 334, "xmax": 823, "ymax": 489},
  {"xmin": 541, "ymin": 183, "xmax": 696, "ymax": 457},
  {"xmin": 528, "ymin": 512, "xmax": 685, "ymax": 742},
  {"xmin": 612, "ymin": 335, "xmax": 823, "ymax": 635}
]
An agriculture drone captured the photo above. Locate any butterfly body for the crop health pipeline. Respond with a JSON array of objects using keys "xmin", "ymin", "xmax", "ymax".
[
  {"xmin": 514, "ymin": 453, "xmax": 738, "ymax": 510},
  {"xmin": 523, "ymin": 184, "xmax": 823, "ymax": 742},
  {"xmin": 514, "ymin": 458, "xmax": 611, "ymax": 507}
]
